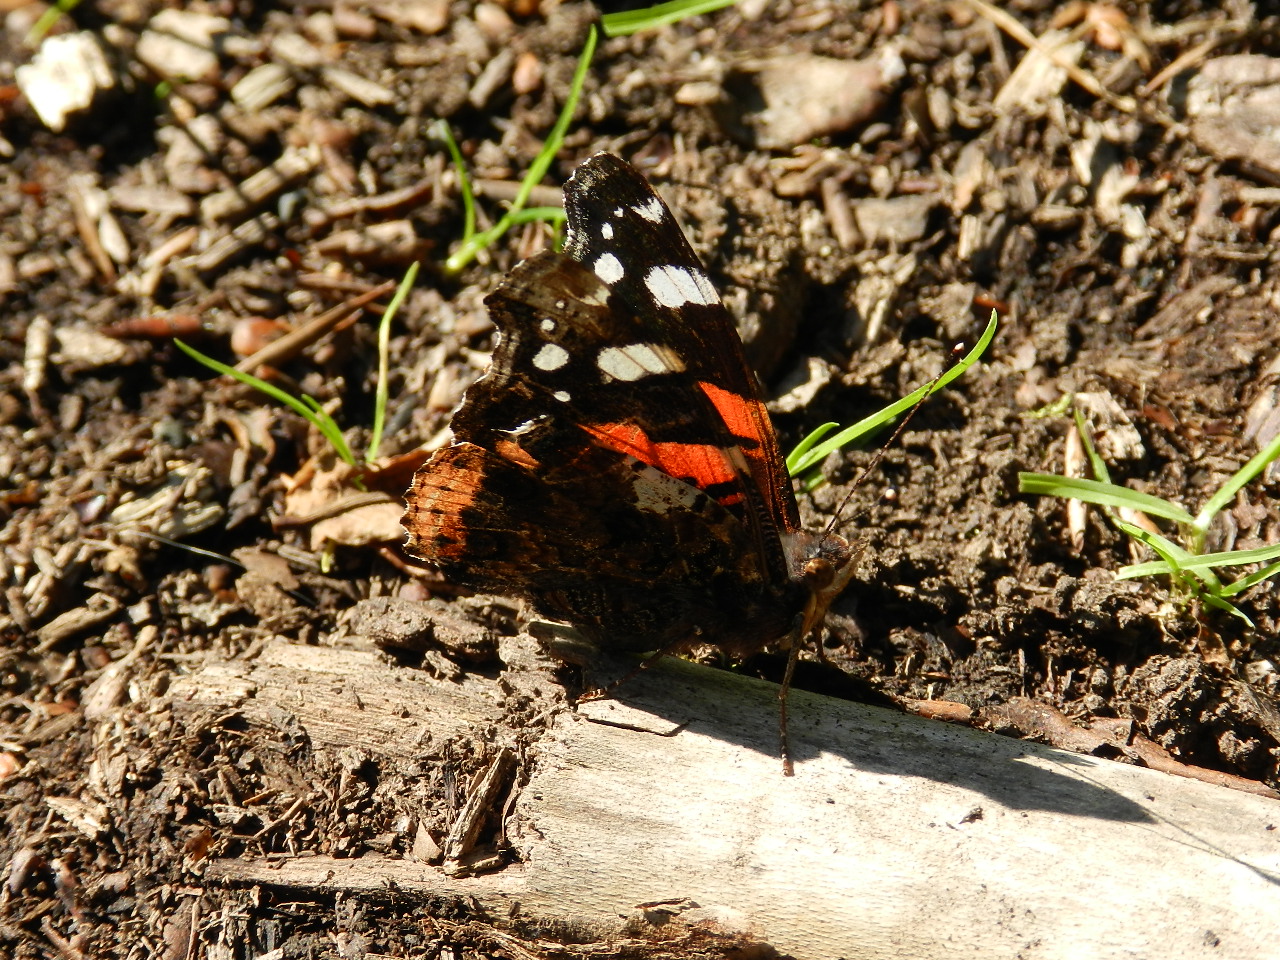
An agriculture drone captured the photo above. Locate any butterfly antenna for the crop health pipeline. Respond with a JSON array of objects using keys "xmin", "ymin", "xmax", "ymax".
[{"xmin": 821, "ymin": 341, "xmax": 967, "ymax": 542}]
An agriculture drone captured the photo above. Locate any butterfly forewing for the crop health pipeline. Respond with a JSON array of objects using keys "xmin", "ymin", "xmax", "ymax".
[{"xmin": 561, "ymin": 154, "xmax": 800, "ymax": 537}]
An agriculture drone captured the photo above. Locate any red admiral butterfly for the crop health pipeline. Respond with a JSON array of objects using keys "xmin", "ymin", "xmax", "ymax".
[{"xmin": 402, "ymin": 154, "xmax": 854, "ymax": 767}]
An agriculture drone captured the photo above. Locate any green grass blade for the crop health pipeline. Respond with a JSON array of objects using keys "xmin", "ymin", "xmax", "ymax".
[
  {"xmin": 507, "ymin": 206, "xmax": 567, "ymax": 227},
  {"xmin": 1072, "ymin": 407, "xmax": 1113, "ymax": 485},
  {"xmin": 510, "ymin": 25, "xmax": 597, "ymax": 211},
  {"xmin": 298, "ymin": 397, "xmax": 359, "ymax": 467},
  {"xmin": 1111, "ymin": 518, "xmax": 1193, "ymax": 566},
  {"xmin": 176, "ymin": 339, "xmax": 358, "ymax": 467},
  {"xmin": 367, "ymin": 262, "xmax": 419, "ymax": 463},
  {"xmin": 1221, "ymin": 558, "xmax": 1280, "ymax": 597},
  {"xmin": 1121, "ymin": 542, "xmax": 1280, "ymax": 576},
  {"xmin": 1112, "ymin": 518, "xmax": 1224, "ymax": 592},
  {"xmin": 788, "ymin": 406, "xmax": 892, "ymax": 478},
  {"xmin": 1123, "ymin": 543, "xmax": 1280, "ymax": 602},
  {"xmin": 1115, "ymin": 560, "xmax": 1185, "ymax": 578},
  {"xmin": 26, "ymin": 0, "xmax": 82, "ymax": 46},
  {"xmin": 602, "ymin": 0, "xmax": 739, "ymax": 36},
  {"xmin": 433, "ymin": 122, "xmax": 476, "ymax": 242},
  {"xmin": 444, "ymin": 26, "xmax": 598, "ymax": 274},
  {"xmin": 1193, "ymin": 428, "xmax": 1280, "ymax": 532},
  {"xmin": 1200, "ymin": 591, "xmax": 1252, "ymax": 626},
  {"xmin": 785, "ymin": 423, "xmax": 840, "ymax": 476},
  {"xmin": 790, "ymin": 311, "xmax": 998, "ymax": 476},
  {"xmin": 1018, "ymin": 474, "xmax": 1196, "ymax": 525}
]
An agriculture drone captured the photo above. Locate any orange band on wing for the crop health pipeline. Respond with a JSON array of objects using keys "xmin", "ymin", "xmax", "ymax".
[
  {"xmin": 696, "ymin": 380, "xmax": 787, "ymax": 521},
  {"xmin": 580, "ymin": 421, "xmax": 744, "ymax": 506},
  {"xmin": 697, "ymin": 381, "xmax": 771, "ymax": 451}
]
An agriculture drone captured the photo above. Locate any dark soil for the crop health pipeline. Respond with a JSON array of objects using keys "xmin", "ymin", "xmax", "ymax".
[{"xmin": 3, "ymin": 1, "xmax": 1280, "ymax": 957}]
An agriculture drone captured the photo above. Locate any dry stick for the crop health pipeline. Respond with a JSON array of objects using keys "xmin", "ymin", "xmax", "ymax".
[
  {"xmin": 295, "ymin": 272, "xmax": 395, "ymax": 294},
  {"xmin": 472, "ymin": 179, "xmax": 564, "ymax": 208},
  {"xmin": 963, "ymin": 0, "xmax": 1136, "ymax": 113},
  {"xmin": 234, "ymin": 280, "xmax": 396, "ymax": 374},
  {"xmin": 67, "ymin": 181, "xmax": 117, "ymax": 283},
  {"xmin": 303, "ymin": 177, "xmax": 437, "ymax": 230},
  {"xmin": 253, "ymin": 794, "xmax": 307, "ymax": 840},
  {"xmin": 40, "ymin": 916, "xmax": 88, "ymax": 960},
  {"xmin": 270, "ymin": 491, "xmax": 399, "ymax": 529},
  {"xmin": 1141, "ymin": 29, "xmax": 1243, "ymax": 97}
]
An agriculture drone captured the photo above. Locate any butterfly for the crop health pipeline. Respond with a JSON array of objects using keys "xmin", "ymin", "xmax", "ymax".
[{"xmin": 402, "ymin": 154, "xmax": 855, "ymax": 770}]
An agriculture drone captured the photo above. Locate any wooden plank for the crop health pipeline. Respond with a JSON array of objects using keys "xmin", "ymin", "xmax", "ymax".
[
  {"xmin": 520, "ymin": 658, "xmax": 1280, "ymax": 958},
  {"xmin": 169, "ymin": 640, "xmax": 501, "ymax": 758},
  {"xmin": 191, "ymin": 641, "xmax": 1280, "ymax": 958}
]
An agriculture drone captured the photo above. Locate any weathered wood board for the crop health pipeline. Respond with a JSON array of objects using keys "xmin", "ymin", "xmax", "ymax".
[{"xmin": 176, "ymin": 640, "xmax": 1280, "ymax": 959}]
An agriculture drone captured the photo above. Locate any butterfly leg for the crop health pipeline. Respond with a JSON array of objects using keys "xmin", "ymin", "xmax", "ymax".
[{"xmin": 776, "ymin": 613, "xmax": 810, "ymax": 777}]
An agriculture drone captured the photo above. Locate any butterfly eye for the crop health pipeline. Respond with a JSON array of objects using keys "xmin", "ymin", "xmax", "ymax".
[{"xmin": 803, "ymin": 556, "xmax": 835, "ymax": 591}]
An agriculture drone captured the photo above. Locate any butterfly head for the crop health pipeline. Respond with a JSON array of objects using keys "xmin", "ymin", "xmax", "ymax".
[{"xmin": 783, "ymin": 528, "xmax": 857, "ymax": 640}]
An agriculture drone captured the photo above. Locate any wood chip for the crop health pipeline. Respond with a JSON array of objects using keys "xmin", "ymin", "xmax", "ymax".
[
  {"xmin": 135, "ymin": 9, "xmax": 232, "ymax": 82},
  {"xmin": 230, "ymin": 62, "xmax": 295, "ymax": 111},
  {"xmin": 737, "ymin": 52, "xmax": 904, "ymax": 149},
  {"xmin": 46, "ymin": 796, "xmax": 110, "ymax": 838},
  {"xmin": 1187, "ymin": 54, "xmax": 1280, "ymax": 183},
  {"xmin": 200, "ymin": 147, "xmax": 318, "ymax": 221},
  {"xmin": 322, "ymin": 66, "xmax": 396, "ymax": 107},
  {"xmin": 35, "ymin": 593, "xmax": 122, "ymax": 652},
  {"xmin": 852, "ymin": 194, "xmax": 939, "ymax": 247},
  {"xmin": 15, "ymin": 32, "xmax": 115, "ymax": 132},
  {"xmin": 366, "ymin": 0, "xmax": 450, "ymax": 34}
]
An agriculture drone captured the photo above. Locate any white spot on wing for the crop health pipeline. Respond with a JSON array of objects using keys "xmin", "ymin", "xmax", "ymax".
[
  {"xmin": 540, "ymin": 317, "xmax": 556, "ymax": 333},
  {"xmin": 593, "ymin": 252, "xmax": 624, "ymax": 284},
  {"xmin": 597, "ymin": 343, "xmax": 685, "ymax": 382},
  {"xmin": 644, "ymin": 265, "xmax": 719, "ymax": 307},
  {"xmin": 533, "ymin": 342, "xmax": 570, "ymax": 371},
  {"xmin": 612, "ymin": 206, "xmax": 624, "ymax": 217},
  {"xmin": 632, "ymin": 195, "xmax": 666, "ymax": 223},
  {"xmin": 553, "ymin": 390, "xmax": 571, "ymax": 402},
  {"xmin": 630, "ymin": 461, "xmax": 703, "ymax": 512},
  {"xmin": 601, "ymin": 222, "xmax": 614, "ymax": 240}
]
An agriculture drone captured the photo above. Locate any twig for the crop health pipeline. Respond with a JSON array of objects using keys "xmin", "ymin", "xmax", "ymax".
[
  {"xmin": 234, "ymin": 280, "xmax": 396, "ymax": 374},
  {"xmin": 964, "ymin": 0, "xmax": 1136, "ymax": 113}
]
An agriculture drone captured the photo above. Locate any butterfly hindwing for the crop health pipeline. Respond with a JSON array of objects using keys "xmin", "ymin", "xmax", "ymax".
[{"xmin": 402, "ymin": 415, "xmax": 791, "ymax": 655}]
